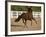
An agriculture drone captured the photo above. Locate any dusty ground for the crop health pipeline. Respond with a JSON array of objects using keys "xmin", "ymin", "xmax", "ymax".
[{"xmin": 11, "ymin": 17, "xmax": 41, "ymax": 32}]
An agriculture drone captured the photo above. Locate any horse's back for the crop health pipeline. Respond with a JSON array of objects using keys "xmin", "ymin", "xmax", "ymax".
[
  {"xmin": 21, "ymin": 12, "xmax": 33, "ymax": 20},
  {"xmin": 21, "ymin": 13, "xmax": 28, "ymax": 19}
]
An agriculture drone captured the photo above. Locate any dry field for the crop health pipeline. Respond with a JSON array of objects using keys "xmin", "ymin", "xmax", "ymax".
[{"xmin": 11, "ymin": 17, "xmax": 41, "ymax": 32}]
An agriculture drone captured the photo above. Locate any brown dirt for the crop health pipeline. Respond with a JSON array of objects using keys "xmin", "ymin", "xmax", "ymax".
[{"xmin": 11, "ymin": 17, "xmax": 41, "ymax": 32}]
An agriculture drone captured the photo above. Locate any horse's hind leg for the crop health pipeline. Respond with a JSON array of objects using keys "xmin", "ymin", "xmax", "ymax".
[
  {"xmin": 31, "ymin": 20, "xmax": 32, "ymax": 26},
  {"xmin": 32, "ymin": 18, "xmax": 37, "ymax": 24},
  {"xmin": 22, "ymin": 18, "xmax": 24, "ymax": 23},
  {"xmin": 22, "ymin": 19, "xmax": 27, "ymax": 28},
  {"xmin": 22, "ymin": 19, "xmax": 26, "ymax": 27},
  {"xmin": 24, "ymin": 20, "xmax": 28, "ymax": 28}
]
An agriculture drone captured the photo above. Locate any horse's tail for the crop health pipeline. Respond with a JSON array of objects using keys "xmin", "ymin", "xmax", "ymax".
[
  {"xmin": 15, "ymin": 13, "xmax": 25, "ymax": 22},
  {"xmin": 15, "ymin": 15, "xmax": 22, "ymax": 22}
]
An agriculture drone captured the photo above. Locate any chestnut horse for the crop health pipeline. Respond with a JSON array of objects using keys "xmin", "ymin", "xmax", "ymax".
[{"xmin": 15, "ymin": 8, "xmax": 37, "ymax": 27}]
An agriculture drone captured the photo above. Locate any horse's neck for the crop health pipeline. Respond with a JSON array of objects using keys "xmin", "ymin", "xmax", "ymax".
[{"xmin": 28, "ymin": 12, "xmax": 32, "ymax": 14}]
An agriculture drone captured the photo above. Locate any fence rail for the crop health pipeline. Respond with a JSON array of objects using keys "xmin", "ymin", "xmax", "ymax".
[{"xmin": 10, "ymin": 11, "xmax": 41, "ymax": 18}]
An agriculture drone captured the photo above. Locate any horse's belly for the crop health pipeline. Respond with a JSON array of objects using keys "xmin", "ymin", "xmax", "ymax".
[
  {"xmin": 28, "ymin": 18, "xmax": 31, "ymax": 20},
  {"xmin": 28, "ymin": 16, "xmax": 31, "ymax": 19}
]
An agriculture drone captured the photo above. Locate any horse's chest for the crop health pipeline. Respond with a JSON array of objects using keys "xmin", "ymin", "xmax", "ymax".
[
  {"xmin": 28, "ymin": 14, "xmax": 32, "ymax": 19},
  {"xmin": 28, "ymin": 17, "xmax": 31, "ymax": 20},
  {"xmin": 24, "ymin": 13, "xmax": 32, "ymax": 20}
]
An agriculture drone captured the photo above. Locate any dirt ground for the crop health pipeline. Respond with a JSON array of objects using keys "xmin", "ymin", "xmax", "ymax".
[{"xmin": 11, "ymin": 17, "xmax": 41, "ymax": 32}]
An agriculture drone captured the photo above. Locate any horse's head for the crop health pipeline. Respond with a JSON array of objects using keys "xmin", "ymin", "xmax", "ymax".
[{"xmin": 27, "ymin": 8, "xmax": 32, "ymax": 13}]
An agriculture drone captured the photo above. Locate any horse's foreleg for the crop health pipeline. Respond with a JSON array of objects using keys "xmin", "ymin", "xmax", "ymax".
[{"xmin": 32, "ymin": 18, "xmax": 37, "ymax": 24}]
